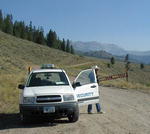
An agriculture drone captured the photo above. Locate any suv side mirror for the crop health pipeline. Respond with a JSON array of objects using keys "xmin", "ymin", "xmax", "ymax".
[
  {"xmin": 72, "ymin": 82, "xmax": 81, "ymax": 88},
  {"xmin": 18, "ymin": 84, "xmax": 25, "ymax": 90}
]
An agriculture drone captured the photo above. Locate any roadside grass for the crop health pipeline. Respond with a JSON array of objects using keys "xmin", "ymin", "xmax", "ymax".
[
  {"xmin": 0, "ymin": 31, "xmax": 150, "ymax": 113},
  {"xmin": 0, "ymin": 74, "xmax": 21, "ymax": 113},
  {"xmin": 101, "ymin": 80, "xmax": 150, "ymax": 91}
]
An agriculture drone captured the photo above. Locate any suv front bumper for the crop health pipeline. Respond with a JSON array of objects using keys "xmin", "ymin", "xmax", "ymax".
[{"xmin": 19, "ymin": 102, "xmax": 79, "ymax": 118}]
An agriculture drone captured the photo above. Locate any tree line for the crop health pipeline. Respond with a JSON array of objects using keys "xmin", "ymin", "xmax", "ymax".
[
  {"xmin": 0, "ymin": 9, "xmax": 74, "ymax": 54},
  {"xmin": 107, "ymin": 54, "xmax": 144, "ymax": 70}
]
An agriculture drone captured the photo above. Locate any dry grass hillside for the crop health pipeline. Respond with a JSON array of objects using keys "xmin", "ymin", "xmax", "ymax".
[{"xmin": 0, "ymin": 31, "xmax": 150, "ymax": 113}]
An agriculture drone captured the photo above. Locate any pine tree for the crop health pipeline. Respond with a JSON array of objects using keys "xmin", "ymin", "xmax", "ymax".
[
  {"xmin": 47, "ymin": 30, "xmax": 52, "ymax": 47},
  {"xmin": 32, "ymin": 26, "xmax": 37, "ymax": 42},
  {"xmin": 57, "ymin": 38, "xmax": 62, "ymax": 50},
  {"xmin": 61, "ymin": 38, "xmax": 66, "ymax": 51},
  {"xmin": 13, "ymin": 21, "xmax": 27, "ymax": 38},
  {"xmin": 46, "ymin": 29, "xmax": 57, "ymax": 48},
  {"xmin": 27, "ymin": 21, "xmax": 33, "ymax": 41},
  {"xmin": 140, "ymin": 63, "xmax": 144, "ymax": 69},
  {"xmin": 0, "ymin": 9, "xmax": 3, "ymax": 30},
  {"xmin": 3, "ymin": 14, "xmax": 13, "ymax": 34},
  {"xmin": 66, "ymin": 39, "xmax": 70, "ymax": 52},
  {"xmin": 35, "ymin": 27, "xmax": 46, "ymax": 45},
  {"xmin": 110, "ymin": 57, "xmax": 115, "ymax": 65},
  {"xmin": 13, "ymin": 21, "xmax": 20, "ymax": 37},
  {"xmin": 20, "ymin": 21, "xmax": 27, "ymax": 39},
  {"xmin": 51, "ymin": 31, "xmax": 57, "ymax": 48},
  {"xmin": 70, "ymin": 45, "xmax": 75, "ymax": 54},
  {"xmin": 39, "ymin": 27, "xmax": 46, "ymax": 45},
  {"xmin": 125, "ymin": 54, "xmax": 129, "ymax": 62}
]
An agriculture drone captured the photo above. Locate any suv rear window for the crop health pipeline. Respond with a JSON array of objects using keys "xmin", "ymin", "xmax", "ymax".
[{"xmin": 26, "ymin": 72, "xmax": 69, "ymax": 87}]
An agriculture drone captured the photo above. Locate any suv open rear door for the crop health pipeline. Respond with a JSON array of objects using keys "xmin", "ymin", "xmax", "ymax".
[{"xmin": 73, "ymin": 69, "xmax": 99, "ymax": 106}]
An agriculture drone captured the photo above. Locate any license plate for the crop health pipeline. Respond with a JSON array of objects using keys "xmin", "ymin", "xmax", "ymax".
[{"xmin": 43, "ymin": 107, "xmax": 55, "ymax": 113}]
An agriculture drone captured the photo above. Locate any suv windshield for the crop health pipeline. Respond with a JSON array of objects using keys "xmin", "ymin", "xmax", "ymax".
[{"xmin": 27, "ymin": 72, "xmax": 69, "ymax": 87}]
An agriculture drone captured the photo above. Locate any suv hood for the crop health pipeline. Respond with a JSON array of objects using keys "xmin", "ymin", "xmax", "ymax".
[{"xmin": 24, "ymin": 86, "xmax": 74, "ymax": 97}]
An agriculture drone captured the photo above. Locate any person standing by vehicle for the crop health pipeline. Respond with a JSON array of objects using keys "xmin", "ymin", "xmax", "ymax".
[{"xmin": 87, "ymin": 65, "xmax": 104, "ymax": 114}]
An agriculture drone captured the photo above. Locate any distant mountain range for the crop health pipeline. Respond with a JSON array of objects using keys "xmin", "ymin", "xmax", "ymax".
[
  {"xmin": 72, "ymin": 41, "xmax": 150, "ymax": 64},
  {"xmin": 82, "ymin": 50, "xmax": 113, "ymax": 59}
]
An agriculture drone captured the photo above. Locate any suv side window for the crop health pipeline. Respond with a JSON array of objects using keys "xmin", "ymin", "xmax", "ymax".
[{"xmin": 75, "ymin": 69, "xmax": 96, "ymax": 85}]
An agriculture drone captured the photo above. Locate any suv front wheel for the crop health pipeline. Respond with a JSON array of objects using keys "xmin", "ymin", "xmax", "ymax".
[{"xmin": 68, "ymin": 110, "xmax": 79, "ymax": 122}]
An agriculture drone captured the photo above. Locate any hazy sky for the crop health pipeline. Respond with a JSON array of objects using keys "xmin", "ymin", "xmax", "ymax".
[{"xmin": 1, "ymin": 0, "xmax": 150, "ymax": 51}]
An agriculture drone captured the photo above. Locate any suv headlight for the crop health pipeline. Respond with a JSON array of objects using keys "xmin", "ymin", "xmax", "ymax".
[
  {"xmin": 23, "ymin": 97, "xmax": 35, "ymax": 104},
  {"xmin": 63, "ymin": 95, "xmax": 74, "ymax": 101}
]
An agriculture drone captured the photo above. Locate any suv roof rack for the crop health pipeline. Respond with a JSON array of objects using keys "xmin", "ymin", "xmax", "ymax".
[{"xmin": 40, "ymin": 64, "xmax": 55, "ymax": 69}]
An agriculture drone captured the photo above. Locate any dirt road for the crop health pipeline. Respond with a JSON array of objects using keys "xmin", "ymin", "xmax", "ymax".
[{"xmin": 0, "ymin": 87, "xmax": 150, "ymax": 134}]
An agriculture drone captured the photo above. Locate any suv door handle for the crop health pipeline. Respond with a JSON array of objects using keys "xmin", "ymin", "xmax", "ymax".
[{"xmin": 91, "ymin": 85, "xmax": 96, "ymax": 88}]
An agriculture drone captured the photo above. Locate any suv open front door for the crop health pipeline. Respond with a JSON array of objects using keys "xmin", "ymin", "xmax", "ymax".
[{"xmin": 73, "ymin": 69, "xmax": 100, "ymax": 106}]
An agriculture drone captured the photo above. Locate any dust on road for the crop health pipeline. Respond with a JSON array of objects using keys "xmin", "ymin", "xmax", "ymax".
[{"xmin": 0, "ymin": 87, "xmax": 150, "ymax": 134}]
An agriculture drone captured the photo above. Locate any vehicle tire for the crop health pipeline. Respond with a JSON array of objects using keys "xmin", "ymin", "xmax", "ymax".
[{"xmin": 68, "ymin": 110, "xmax": 79, "ymax": 122}]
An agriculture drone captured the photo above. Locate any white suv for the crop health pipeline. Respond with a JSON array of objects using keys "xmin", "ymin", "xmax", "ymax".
[{"xmin": 18, "ymin": 65, "xmax": 99, "ymax": 123}]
